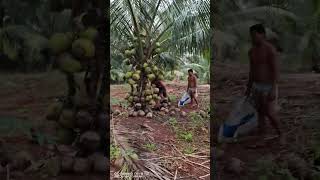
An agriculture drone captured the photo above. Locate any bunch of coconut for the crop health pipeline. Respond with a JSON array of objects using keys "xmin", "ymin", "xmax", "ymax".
[
  {"xmin": 124, "ymin": 63, "xmax": 170, "ymax": 118},
  {"xmin": 46, "ymin": 105, "xmax": 108, "ymax": 174},
  {"xmin": 48, "ymin": 27, "xmax": 98, "ymax": 74}
]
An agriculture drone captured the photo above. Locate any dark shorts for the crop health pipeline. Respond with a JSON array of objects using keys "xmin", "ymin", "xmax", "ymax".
[{"xmin": 251, "ymin": 82, "xmax": 277, "ymax": 110}]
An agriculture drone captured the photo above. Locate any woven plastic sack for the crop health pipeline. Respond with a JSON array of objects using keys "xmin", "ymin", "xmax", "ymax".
[
  {"xmin": 178, "ymin": 92, "xmax": 191, "ymax": 107},
  {"xmin": 218, "ymin": 97, "xmax": 258, "ymax": 143}
]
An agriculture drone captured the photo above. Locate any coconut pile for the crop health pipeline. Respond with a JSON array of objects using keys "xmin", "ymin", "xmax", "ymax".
[
  {"xmin": 123, "ymin": 30, "xmax": 172, "ymax": 118},
  {"xmin": 42, "ymin": 27, "xmax": 108, "ymax": 175}
]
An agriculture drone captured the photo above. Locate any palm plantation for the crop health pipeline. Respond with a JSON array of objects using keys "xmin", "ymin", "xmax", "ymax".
[{"xmin": 110, "ymin": 0, "xmax": 211, "ymax": 179}]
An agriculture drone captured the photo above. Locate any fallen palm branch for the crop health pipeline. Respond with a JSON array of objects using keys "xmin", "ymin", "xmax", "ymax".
[{"xmin": 111, "ymin": 115, "xmax": 173, "ymax": 179}]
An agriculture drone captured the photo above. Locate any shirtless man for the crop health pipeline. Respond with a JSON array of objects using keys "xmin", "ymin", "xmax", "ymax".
[
  {"xmin": 154, "ymin": 79, "xmax": 167, "ymax": 99},
  {"xmin": 187, "ymin": 69, "xmax": 199, "ymax": 107},
  {"xmin": 245, "ymin": 24, "xmax": 282, "ymax": 141}
]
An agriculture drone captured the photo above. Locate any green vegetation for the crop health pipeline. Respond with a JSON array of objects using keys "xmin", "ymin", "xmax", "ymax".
[
  {"xmin": 110, "ymin": 144, "xmax": 121, "ymax": 160},
  {"xmin": 215, "ymin": 1, "xmax": 320, "ymax": 72},
  {"xmin": 143, "ymin": 143, "xmax": 157, "ymax": 152}
]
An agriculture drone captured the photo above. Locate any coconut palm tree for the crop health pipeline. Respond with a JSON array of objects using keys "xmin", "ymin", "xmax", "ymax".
[{"xmin": 111, "ymin": 0, "xmax": 209, "ymax": 110}]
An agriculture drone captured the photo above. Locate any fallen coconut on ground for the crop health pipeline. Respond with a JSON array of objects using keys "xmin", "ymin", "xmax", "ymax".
[
  {"xmin": 132, "ymin": 111, "xmax": 138, "ymax": 117},
  {"xmin": 146, "ymin": 112, "xmax": 153, "ymax": 118},
  {"xmin": 138, "ymin": 110, "xmax": 146, "ymax": 117},
  {"xmin": 181, "ymin": 111, "xmax": 187, "ymax": 117}
]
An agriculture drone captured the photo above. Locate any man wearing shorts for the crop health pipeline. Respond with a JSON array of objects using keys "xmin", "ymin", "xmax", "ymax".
[
  {"xmin": 187, "ymin": 69, "xmax": 199, "ymax": 108},
  {"xmin": 245, "ymin": 24, "xmax": 283, "ymax": 142}
]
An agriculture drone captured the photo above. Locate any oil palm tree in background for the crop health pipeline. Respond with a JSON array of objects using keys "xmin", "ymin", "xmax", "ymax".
[{"xmin": 214, "ymin": 0, "xmax": 320, "ymax": 72}]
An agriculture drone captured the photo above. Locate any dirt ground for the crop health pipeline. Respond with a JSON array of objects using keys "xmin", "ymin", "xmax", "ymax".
[
  {"xmin": 213, "ymin": 62, "xmax": 320, "ymax": 179},
  {"xmin": 110, "ymin": 82, "xmax": 210, "ymax": 179},
  {"xmin": 0, "ymin": 71, "xmax": 210, "ymax": 180}
]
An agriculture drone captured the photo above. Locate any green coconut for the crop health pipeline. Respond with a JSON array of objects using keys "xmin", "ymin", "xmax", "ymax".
[
  {"xmin": 153, "ymin": 66, "xmax": 158, "ymax": 72},
  {"xmin": 149, "ymin": 100, "xmax": 156, "ymax": 106},
  {"xmin": 56, "ymin": 128, "xmax": 75, "ymax": 145},
  {"xmin": 155, "ymin": 48, "xmax": 161, "ymax": 54},
  {"xmin": 135, "ymin": 70, "xmax": 141, "ymax": 75},
  {"xmin": 128, "ymin": 96, "xmax": 133, "ymax": 103},
  {"xmin": 128, "ymin": 78, "xmax": 136, "ymax": 85},
  {"xmin": 59, "ymin": 109, "xmax": 75, "ymax": 129},
  {"xmin": 147, "ymin": 74, "xmax": 156, "ymax": 81},
  {"xmin": 79, "ymin": 27, "xmax": 98, "ymax": 41},
  {"xmin": 72, "ymin": 38, "xmax": 95, "ymax": 58},
  {"xmin": 125, "ymin": 72, "xmax": 133, "ymax": 79},
  {"xmin": 145, "ymin": 67, "xmax": 152, "ymax": 74},
  {"xmin": 145, "ymin": 90, "xmax": 152, "ymax": 96},
  {"xmin": 158, "ymin": 74, "xmax": 164, "ymax": 80},
  {"xmin": 46, "ymin": 102, "xmax": 63, "ymax": 121},
  {"xmin": 132, "ymin": 73, "xmax": 140, "ymax": 81},
  {"xmin": 153, "ymin": 94, "xmax": 158, "ymax": 99},
  {"xmin": 146, "ymin": 95, "xmax": 153, "ymax": 102},
  {"xmin": 49, "ymin": 33, "xmax": 72, "ymax": 54},
  {"xmin": 156, "ymin": 42, "xmax": 161, "ymax": 47},
  {"xmin": 125, "ymin": 50, "xmax": 132, "ymax": 58},
  {"xmin": 130, "ymin": 48, "xmax": 136, "ymax": 55},
  {"xmin": 57, "ymin": 53, "xmax": 82, "ymax": 73},
  {"xmin": 143, "ymin": 63, "xmax": 148, "ymax": 68}
]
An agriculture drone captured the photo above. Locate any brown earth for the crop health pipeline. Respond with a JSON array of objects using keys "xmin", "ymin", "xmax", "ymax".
[
  {"xmin": 213, "ymin": 62, "xmax": 320, "ymax": 179},
  {"xmin": 110, "ymin": 82, "xmax": 210, "ymax": 179}
]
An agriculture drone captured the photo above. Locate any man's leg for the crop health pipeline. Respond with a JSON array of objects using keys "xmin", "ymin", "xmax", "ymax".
[
  {"xmin": 256, "ymin": 94, "xmax": 267, "ymax": 136},
  {"xmin": 189, "ymin": 90, "xmax": 194, "ymax": 106},
  {"xmin": 266, "ymin": 101, "xmax": 281, "ymax": 136}
]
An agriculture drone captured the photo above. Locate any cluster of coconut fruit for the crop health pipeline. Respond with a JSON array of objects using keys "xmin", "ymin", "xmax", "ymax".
[
  {"xmin": 45, "ymin": 99, "xmax": 107, "ymax": 175},
  {"xmin": 48, "ymin": 26, "xmax": 98, "ymax": 73},
  {"xmin": 124, "ymin": 62, "xmax": 168, "ymax": 118},
  {"xmin": 43, "ymin": 27, "xmax": 108, "ymax": 175}
]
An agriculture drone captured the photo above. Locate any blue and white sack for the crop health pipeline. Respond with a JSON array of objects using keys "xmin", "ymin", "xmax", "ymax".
[
  {"xmin": 218, "ymin": 97, "xmax": 258, "ymax": 143},
  {"xmin": 178, "ymin": 92, "xmax": 191, "ymax": 107}
]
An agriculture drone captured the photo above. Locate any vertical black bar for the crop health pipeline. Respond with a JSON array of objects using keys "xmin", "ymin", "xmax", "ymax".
[
  {"xmin": 105, "ymin": 0, "xmax": 111, "ymax": 179},
  {"xmin": 210, "ymin": 0, "xmax": 216, "ymax": 180}
]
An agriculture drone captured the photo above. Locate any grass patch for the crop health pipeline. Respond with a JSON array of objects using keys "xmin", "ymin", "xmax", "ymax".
[
  {"xmin": 178, "ymin": 131, "xmax": 193, "ymax": 142},
  {"xmin": 189, "ymin": 112, "xmax": 205, "ymax": 129},
  {"xmin": 110, "ymin": 144, "xmax": 121, "ymax": 160},
  {"xmin": 143, "ymin": 143, "xmax": 157, "ymax": 151},
  {"xmin": 169, "ymin": 94, "xmax": 177, "ymax": 102},
  {"xmin": 183, "ymin": 145, "xmax": 195, "ymax": 154}
]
